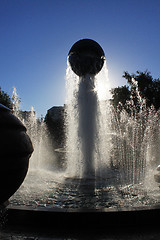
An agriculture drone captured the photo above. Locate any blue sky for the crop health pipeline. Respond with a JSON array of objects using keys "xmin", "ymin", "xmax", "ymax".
[{"xmin": 0, "ymin": 0, "xmax": 160, "ymax": 117}]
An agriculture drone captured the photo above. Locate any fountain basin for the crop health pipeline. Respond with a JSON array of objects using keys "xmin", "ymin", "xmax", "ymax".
[
  {"xmin": 9, "ymin": 169, "xmax": 160, "ymax": 209},
  {"xmin": 7, "ymin": 170, "xmax": 160, "ymax": 232},
  {"xmin": 7, "ymin": 205, "xmax": 160, "ymax": 230}
]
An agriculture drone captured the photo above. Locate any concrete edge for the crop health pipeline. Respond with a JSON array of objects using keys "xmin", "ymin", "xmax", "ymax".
[{"xmin": 6, "ymin": 205, "xmax": 160, "ymax": 229}]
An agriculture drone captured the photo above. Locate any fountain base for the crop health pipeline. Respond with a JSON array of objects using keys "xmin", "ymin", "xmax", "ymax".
[
  {"xmin": 6, "ymin": 205, "xmax": 160, "ymax": 230},
  {"xmin": 9, "ymin": 169, "xmax": 160, "ymax": 209}
]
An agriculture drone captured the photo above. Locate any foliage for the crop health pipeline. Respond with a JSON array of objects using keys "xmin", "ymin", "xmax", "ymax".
[
  {"xmin": 110, "ymin": 85, "xmax": 131, "ymax": 110},
  {"xmin": 111, "ymin": 70, "xmax": 160, "ymax": 110},
  {"xmin": 0, "ymin": 87, "xmax": 13, "ymax": 109}
]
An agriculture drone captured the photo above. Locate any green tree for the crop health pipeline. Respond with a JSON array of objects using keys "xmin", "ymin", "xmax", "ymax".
[
  {"xmin": 110, "ymin": 85, "xmax": 131, "ymax": 109},
  {"xmin": 0, "ymin": 87, "xmax": 12, "ymax": 109},
  {"xmin": 111, "ymin": 71, "xmax": 160, "ymax": 110}
]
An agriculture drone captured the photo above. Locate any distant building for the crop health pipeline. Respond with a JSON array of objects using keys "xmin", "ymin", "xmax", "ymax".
[
  {"xmin": 47, "ymin": 106, "xmax": 64, "ymax": 122},
  {"xmin": 45, "ymin": 106, "xmax": 65, "ymax": 148}
]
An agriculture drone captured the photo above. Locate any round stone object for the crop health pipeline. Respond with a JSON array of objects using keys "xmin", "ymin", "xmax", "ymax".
[
  {"xmin": 68, "ymin": 39, "xmax": 105, "ymax": 76},
  {"xmin": 0, "ymin": 104, "xmax": 33, "ymax": 204}
]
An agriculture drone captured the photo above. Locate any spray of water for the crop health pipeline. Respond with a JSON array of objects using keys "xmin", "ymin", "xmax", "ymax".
[
  {"xmin": 11, "ymin": 87, "xmax": 56, "ymax": 171},
  {"xmin": 11, "ymin": 70, "xmax": 160, "ymax": 188},
  {"xmin": 65, "ymin": 60, "xmax": 112, "ymax": 179},
  {"xmin": 12, "ymin": 87, "xmax": 21, "ymax": 117},
  {"xmin": 65, "ymin": 63, "xmax": 160, "ymax": 187}
]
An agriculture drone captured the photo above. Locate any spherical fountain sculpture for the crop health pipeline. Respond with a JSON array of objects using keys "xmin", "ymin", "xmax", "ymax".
[
  {"xmin": 68, "ymin": 38, "xmax": 105, "ymax": 76},
  {"xmin": 0, "ymin": 104, "xmax": 33, "ymax": 204},
  {"xmin": 65, "ymin": 39, "xmax": 108, "ymax": 179}
]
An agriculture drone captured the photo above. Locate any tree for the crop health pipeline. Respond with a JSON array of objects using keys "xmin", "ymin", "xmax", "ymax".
[
  {"xmin": 110, "ymin": 85, "xmax": 130, "ymax": 109},
  {"xmin": 0, "ymin": 87, "xmax": 13, "ymax": 109},
  {"xmin": 111, "ymin": 71, "xmax": 160, "ymax": 110}
]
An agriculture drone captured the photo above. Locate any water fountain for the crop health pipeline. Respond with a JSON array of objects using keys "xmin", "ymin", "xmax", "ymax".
[
  {"xmin": 7, "ymin": 39, "xmax": 160, "ymax": 230},
  {"xmin": 65, "ymin": 39, "xmax": 108, "ymax": 180}
]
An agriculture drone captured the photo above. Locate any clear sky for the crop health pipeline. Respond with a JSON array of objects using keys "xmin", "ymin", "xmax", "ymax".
[{"xmin": 0, "ymin": 0, "xmax": 160, "ymax": 117}]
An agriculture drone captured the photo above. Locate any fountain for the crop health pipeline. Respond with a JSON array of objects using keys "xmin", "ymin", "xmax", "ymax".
[
  {"xmin": 7, "ymin": 39, "xmax": 160, "ymax": 230},
  {"xmin": 65, "ymin": 39, "xmax": 106, "ymax": 179}
]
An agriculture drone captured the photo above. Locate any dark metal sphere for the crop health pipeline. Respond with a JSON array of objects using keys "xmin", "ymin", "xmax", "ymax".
[
  {"xmin": 68, "ymin": 39, "xmax": 105, "ymax": 76},
  {"xmin": 0, "ymin": 104, "xmax": 33, "ymax": 204}
]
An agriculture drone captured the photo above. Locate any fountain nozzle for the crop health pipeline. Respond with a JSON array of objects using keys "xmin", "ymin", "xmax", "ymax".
[{"xmin": 68, "ymin": 39, "xmax": 105, "ymax": 76}]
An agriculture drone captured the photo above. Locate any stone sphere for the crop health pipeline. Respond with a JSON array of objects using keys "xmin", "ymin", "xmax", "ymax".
[
  {"xmin": 68, "ymin": 39, "xmax": 105, "ymax": 76},
  {"xmin": 0, "ymin": 104, "xmax": 33, "ymax": 204}
]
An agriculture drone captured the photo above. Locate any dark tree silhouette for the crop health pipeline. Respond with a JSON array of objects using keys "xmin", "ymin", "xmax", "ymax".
[
  {"xmin": 111, "ymin": 71, "xmax": 160, "ymax": 110},
  {"xmin": 0, "ymin": 87, "xmax": 12, "ymax": 109},
  {"xmin": 110, "ymin": 85, "xmax": 131, "ymax": 109}
]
